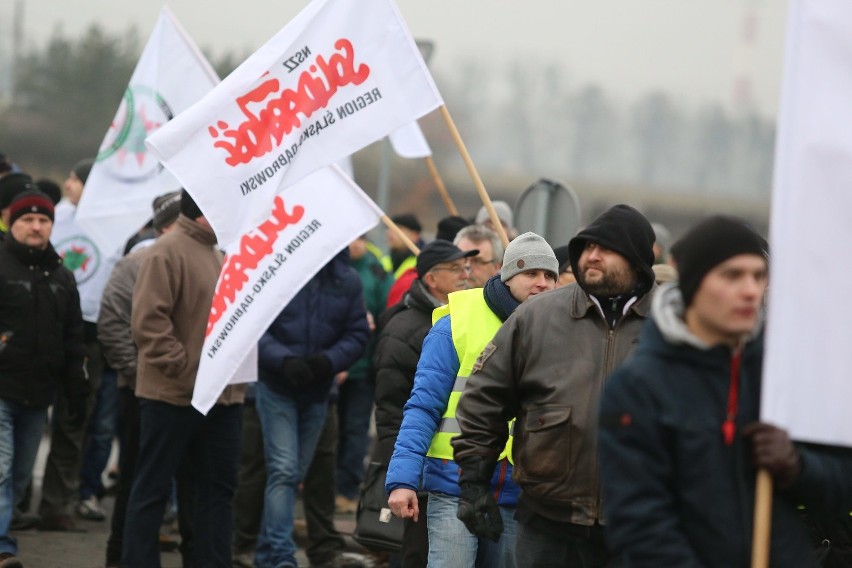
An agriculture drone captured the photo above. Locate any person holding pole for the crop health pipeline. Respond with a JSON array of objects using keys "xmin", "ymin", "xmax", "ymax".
[{"xmin": 597, "ymin": 216, "xmax": 852, "ymax": 567}]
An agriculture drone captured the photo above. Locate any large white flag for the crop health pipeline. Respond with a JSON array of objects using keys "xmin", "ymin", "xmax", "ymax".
[
  {"xmin": 146, "ymin": 0, "xmax": 442, "ymax": 248},
  {"xmin": 389, "ymin": 120, "xmax": 432, "ymax": 159},
  {"xmin": 192, "ymin": 165, "xmax": 382, "ymax": 414},
  {"xmin": 75, "ymin": 7, "xmax": 219, "ymax": 253},
  {"xmin": 762, "ymin": 0, "xmax": 852, "ymax": 447}
]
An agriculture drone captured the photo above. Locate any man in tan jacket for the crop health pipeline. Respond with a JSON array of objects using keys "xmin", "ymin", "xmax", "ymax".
[{"xmin": 123, "ymin": 191, "xmax": 245, "ymax": 568}]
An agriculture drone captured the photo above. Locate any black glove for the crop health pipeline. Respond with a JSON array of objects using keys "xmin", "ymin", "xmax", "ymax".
[
  {"xmin": 458, "ymin": 482, "xmax": 503, "ymax": 541},
  {"xmin": 66, "ymin": 394, "xmax": 90, "ymax": 429},
  {"xmin": 743, "ymin": 422, "xmax": 802, "ymax": 488},
  {"xmin": 305, "ymin": 353, "xmax": 334, "ymax": 383},
  {"xmin": 456, "ymin": 458, "xmax": 503, "ymax": 541},
  {"xmin": 282, "ymin": 357, "xmax": 314, "ymax": 388}
]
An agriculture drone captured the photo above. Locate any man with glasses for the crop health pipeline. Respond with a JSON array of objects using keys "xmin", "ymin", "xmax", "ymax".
[
  {"xmin": 387, "ymin": 233, "xmax": 559, "ymax": 568},
  {"xmin": 373, "ymin": 240, "xmax": 478, "ymax": 566},
  {"xmin": 454, "ymin": 224, "xmax": 504, "ymax": 288}
]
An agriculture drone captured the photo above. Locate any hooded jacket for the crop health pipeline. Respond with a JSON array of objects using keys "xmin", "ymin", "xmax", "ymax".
[
  {"xmin": 598, "ymin": 284, "xmax": 852, "ymax": 567},
  {"xmin": 568, "ymin": 203, "xmax": 656, "ymax": 298},
  {"xmin": 258, "ymin": 249, "xmax": 369, "ymax": 403},
  {"xmin": 453, "ymin": 204, "xmax": 657, "ymax": 526}
]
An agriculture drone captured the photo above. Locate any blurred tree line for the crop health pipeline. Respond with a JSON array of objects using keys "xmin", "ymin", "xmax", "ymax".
[
  {"xmin": 2, "ymin": 25, "xmax": 775, "ymax": 200},
  {"xmin": 0, "ymin": 24, "xmax": 240, "ymax": 177}
]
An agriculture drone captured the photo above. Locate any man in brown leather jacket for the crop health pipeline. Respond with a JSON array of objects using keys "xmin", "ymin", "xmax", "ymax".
[{"xmin": 452, "ymin": 204, "xmax": 657, "ymax": 567}]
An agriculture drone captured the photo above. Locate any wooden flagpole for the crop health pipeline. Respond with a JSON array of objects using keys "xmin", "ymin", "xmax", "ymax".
[
  {"xmin": 750, "ymin": 469, "xmax": 773, "ymax": 568},
  {"xmin": 438, "ymin": 105, "xmax": 510, "ymax": 248},
  {"xmin": 381, "ymin": 214, "xmax": 420, "ymax": 256},
  {"xmin": 423, "ymin": 156, "xmax": 458, "ymax": 216}
]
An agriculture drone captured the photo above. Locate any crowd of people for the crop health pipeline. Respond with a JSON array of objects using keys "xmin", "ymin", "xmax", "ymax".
[{"xmin": 2, "ymin": 149, "xmax": 852, "ymax": 568}]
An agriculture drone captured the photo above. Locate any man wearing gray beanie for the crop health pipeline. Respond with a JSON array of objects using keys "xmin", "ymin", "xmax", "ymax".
[
  {"xmin": 453, "ymin": 204, "xmax": 657, "ymax": 566},
  {"xmin": 387, "ymin": 232, "xmax": 557, "ymax": 566}
]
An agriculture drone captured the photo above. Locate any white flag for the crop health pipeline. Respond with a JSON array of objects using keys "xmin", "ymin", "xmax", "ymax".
[
  {"xmin": 192, "ymin": 166, "xmax": 382, "ymax": 414},
  {"xmin": 389, "ymin": 120, "xmax": 432, "ymax": 159},
  {"xmin": 51, "ymin": 200, "xmax": 122, "ymax": 323},
  {"xmin": 75, "ymin": 7, "xmax": 219, "ymax": 253},
  {"xmin": 146, "ymin": 0, "xmax": 442, "ymax": 248},
  {"xmin": 762, "ymin": 0, "xmax": 852, "ymax": 447}
]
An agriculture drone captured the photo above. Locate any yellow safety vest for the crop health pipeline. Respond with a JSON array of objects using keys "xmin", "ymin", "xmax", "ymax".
[
  {"xmin": 425, "ymin": 288, "xmax": 514, "ymax": 463},
  {"xmin": 365, "ymin": 241, "xmax": 393, "ymax": 274},
  {"xmin": 393, "ymin": 255, "xmax": 416, "ymax": 280}
]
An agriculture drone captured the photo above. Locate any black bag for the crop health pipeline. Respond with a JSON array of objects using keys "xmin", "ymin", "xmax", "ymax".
[{"xmin": 353, "ymin": 461, "xmax": 404, "ymax": 552}]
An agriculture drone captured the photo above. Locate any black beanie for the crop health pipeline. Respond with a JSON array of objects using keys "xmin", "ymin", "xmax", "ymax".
[
  {"xmin": 568, "ymin": 204, "xmax": 656, "ymax": 294},
  {"xmin": 36, "ymin": 179, "xmax": 63, "ymax": 205},
  {"xmin": 179, "ymin": 189, "xmax": 203, "ymax": 220},
  {"xmin": 553, "ymin": 244, "xmax": 572, "ymax": 273},
  {"xmin": 391, "ymin": 213, "xmax": 421, "ymax": 233},
  {"xmin": 436, "ymin": 216, "xmax": 471, "ymax": 242},
  {"xmin": 0, "ymin": 173, "xmax": 37, "ymax": 210},
  {"xmin": 72, "ymin": 158, "xmax": 94, "ymax": 185},
  {"xmin": 670, "ymin": 216, "xmax": 767, "ymax": 307}
]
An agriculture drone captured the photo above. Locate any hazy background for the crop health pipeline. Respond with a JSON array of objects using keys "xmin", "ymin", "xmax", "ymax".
[{"xmin": 0, "ymin": 0, "xmax": 790, "ymax": 239}]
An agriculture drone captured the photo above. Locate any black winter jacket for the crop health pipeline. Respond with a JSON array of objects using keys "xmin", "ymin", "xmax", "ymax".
[
  {"xmin": 0, "ymin": 236, "xmax": 87, "ymax": 408},
  {"xmin": 373, "ymin": 278, "xmax": 442, "ymax": 464},
  {"xmin": 599, "ymin": 284, "xmax": 852, "ymax": 567}
]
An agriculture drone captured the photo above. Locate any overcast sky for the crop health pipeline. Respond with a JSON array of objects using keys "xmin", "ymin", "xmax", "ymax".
[{"xmin": 7, "ymin": 0, "xmax": 788, "ymax": 116}]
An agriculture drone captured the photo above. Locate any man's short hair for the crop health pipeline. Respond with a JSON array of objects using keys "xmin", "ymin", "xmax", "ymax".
[{"xmin": 454, "ymin": 224, "xmax": 504, "ymax": 265}]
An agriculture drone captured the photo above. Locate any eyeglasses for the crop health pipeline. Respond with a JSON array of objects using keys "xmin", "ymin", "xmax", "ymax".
[{"xmin": 430, "ymin": 263, "xmax": 471, "ymax": 275}]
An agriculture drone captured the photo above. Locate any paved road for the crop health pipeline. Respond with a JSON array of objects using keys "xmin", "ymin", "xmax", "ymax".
[{"xmin": 12, "ymin": 435, "xmax": 362, "ymax": 568}]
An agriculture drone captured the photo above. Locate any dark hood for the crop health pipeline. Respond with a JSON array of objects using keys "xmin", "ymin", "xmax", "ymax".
[
  {"xmin": 319, "ymin": 247, "xmax": 353, "ymax": 281},
  {"xmin": 568, "ymin": 204, "xmax": 655, "ymax": 296}
]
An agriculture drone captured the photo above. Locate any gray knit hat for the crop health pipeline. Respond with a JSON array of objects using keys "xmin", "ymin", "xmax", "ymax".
[{"xmin": 500, "ymin": 232, "xmax": 558, "ymax": 282}]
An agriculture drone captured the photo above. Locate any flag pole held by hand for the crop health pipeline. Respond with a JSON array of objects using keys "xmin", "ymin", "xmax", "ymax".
[
  {"xmin": 751, "ymin": 469, "xmax": 773, "ymax": 568},
  {"xmin": 438, "ymin": 105, "xmax": 509, "ymax": 247}
]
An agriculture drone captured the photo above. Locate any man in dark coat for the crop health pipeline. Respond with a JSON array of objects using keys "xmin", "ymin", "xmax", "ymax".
[
  {"xmin": 0, "ymin": 191, "xmax": 89, "ymax": 566},
  {"xmin": 598, "ymin": 216, "xmax": 852, "ymax": 567},
  {"xmin": 253, "ymin": 249, "xmax": 370, "ymax": 568}
]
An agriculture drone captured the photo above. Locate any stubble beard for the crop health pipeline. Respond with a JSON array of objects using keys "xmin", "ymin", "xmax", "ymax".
[{"xmin": 577, "ymin": 264, "xmax": 637, "ymax": 297}]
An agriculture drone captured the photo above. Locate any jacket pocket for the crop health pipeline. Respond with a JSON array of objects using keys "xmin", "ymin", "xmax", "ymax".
[{"xmin": 517, "ymin": 405, "xmax": 572, "ymax": 481}]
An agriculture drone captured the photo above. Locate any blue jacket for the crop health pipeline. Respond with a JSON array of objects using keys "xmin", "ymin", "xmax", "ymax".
[
  {"xmin": 258, "ymin": 250, "xmax": 369, "ymax": 402},
  {"xmin": 385, "ymin": 315, "xmax": 519, "ymax": 507}
]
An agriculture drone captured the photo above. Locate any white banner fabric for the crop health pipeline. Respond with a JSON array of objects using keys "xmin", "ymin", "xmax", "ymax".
[
  {"xmin": 389, "ymin": 120, "xmax": 432, "ymax": 159},
  {"xmin": 74, "ymin": 7, "xmax": 219, "ymax": 254},
  {"xmin": 146, "ymin": 0, "xmax": 442, "ymax": 248},
  {"xmin": 762, "ymin": 0, "xmax": 852, "ymax": 446},
  {"xmin": 191, "ymin": 166, "xmax": 382, "ymax": 414}
]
